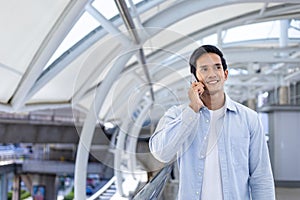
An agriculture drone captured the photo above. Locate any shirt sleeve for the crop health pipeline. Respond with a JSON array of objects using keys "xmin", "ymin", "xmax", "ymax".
[
  {"xmin": 149, "ymin": 104, "xmax": 199, "ymax": 163},
  {"xmin": 249, "ymin": 114, "xmax": 275, "ymax": 200}
]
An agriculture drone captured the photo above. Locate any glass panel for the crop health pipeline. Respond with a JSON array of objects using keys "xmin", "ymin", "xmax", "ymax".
[
  {"xmin": 223, "ymin": 21, "xmax": 280, "ymax": 43},
  {"xmin": 289, "ymin": 19, "xmax": 300, "ymax": 38},
  {"xmin": 92, "ymin": 0, "xmax": 119, "ymax": 20},
  {"xmin": 199, "ymin": 34, "xmax": 218, "ymax": 46},
  {"xmin": 45, "ymin": 11, "xmax": 100, "ymax": 69}
]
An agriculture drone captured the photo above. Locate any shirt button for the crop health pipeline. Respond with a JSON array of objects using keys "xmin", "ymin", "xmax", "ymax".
[
  {"xmin": 204, "ymin": 136, "xmax": 207, "ymax": 140},
  {"xmin": 196, "ymin": 191, "xmax": 199, "ymax": 195},
  {"xmin": 198, "ymin": 172, "xmax": 201, "ymax": 176}
]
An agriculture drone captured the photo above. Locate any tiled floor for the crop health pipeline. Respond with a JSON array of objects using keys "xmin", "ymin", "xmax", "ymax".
[{"xmin": 275, "ymin": 187, "xmax": 300, "ymax": 200}]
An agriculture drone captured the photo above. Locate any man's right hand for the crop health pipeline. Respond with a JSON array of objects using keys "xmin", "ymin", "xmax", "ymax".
[{"xmin": 188, "ymin": 81, "xmax": 205, "ymax": 112}]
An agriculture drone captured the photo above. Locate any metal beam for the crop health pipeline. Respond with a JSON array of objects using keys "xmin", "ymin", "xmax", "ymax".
[
  {"xmin": 85, "ymin": 4, "xmax": 131, "ymax": 45},
  {"xmin": 72, "ymin": 44, "xmax": 124, "ymax": 104},
  {"xmin": 127, "ymin": 98, "xmax": 152, "ymax": 176},
  {"xmin": 115, "ymin": 0, "xmax": 155, "ymax": 101},
  {"xmin": 11, "ymin": 0, "xmax": 93, "ymax": 110},
  {"xmin": 74, "ymin": 49, "xmax": 134, "ymax": 200},
  {"xmin": 30, "ymin": 0, "xmax": 165, "ymax": 102},
  {"xmin": 102, "ymin": 74, "xmax": 146, "ymax": 123},
  {"xmin": 114, "ymin": 86, "xmax": 149, "ymax": 196}
]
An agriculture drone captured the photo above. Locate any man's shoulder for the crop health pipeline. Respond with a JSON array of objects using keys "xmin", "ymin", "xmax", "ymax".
[
  {"xmin": 167, "ymin": 103, "xmax": 188, "ymax": 111},
  {"xmin": 165, "ymin": 103, "xmax": 190, "ymax": 115},
  {"xmin": 228, "ymin": 98, "xmax": 257, "ymax": 116}
]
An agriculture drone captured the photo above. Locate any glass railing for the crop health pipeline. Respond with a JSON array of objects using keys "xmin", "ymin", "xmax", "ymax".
[{"xmin": 132, "ymin": 163, "xmax": 173, "ymax": 200}]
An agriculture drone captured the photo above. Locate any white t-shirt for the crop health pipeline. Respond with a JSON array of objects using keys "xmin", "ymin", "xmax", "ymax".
[{"xmin": 201, "ymin": 105, "xmax": 225, "ymax": 200}]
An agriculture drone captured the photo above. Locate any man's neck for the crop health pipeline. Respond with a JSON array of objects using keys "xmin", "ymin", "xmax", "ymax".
[{"xmin": 201, "ymin": 92, "xmax": 225, "ymax": 110}]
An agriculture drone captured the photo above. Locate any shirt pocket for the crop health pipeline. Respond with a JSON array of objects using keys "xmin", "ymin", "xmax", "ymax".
[{"xmin": 231, "ymin": 137, "xmax": 249, "ymax": 170}]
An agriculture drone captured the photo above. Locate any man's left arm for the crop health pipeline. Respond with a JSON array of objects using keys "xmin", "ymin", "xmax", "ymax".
[{"xmin": 249, "ymin": 114, "xmax": 275, "ymax": 200}]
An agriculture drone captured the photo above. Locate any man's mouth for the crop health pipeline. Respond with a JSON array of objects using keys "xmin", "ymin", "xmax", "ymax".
[{"xmin": 207, "ymin": 80, "xmax": 219, "ymax": 84}]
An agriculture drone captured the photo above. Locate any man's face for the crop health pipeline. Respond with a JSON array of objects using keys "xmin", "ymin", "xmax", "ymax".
[{"xmin": 195, "ymin": 53, "xmax": 228, "ymax": 95}]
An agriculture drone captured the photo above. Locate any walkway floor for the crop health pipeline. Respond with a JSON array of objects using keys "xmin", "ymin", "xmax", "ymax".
[
  {"xmin": 23, "ymin": 186, "xmax": 300, "ymax": 200},
  {"xmin": 276, "ymin": 187, "xmax": 300, "ymax": 200}
]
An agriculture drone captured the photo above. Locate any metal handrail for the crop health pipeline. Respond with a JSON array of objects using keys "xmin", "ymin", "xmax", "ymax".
[{"xmin": 132, "ymin": 163, "xmax": 173, "ymax": 200}]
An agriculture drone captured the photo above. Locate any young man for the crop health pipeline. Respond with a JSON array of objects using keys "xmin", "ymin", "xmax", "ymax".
[{"xmin": 149, "ymin": 45, "xmax": 275, "ymax": 200}]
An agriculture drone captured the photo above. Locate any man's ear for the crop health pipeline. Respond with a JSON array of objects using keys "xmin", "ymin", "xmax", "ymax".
[{"xmin": 224, "ymin": 69, "xmax": 229, "ymax": 80}]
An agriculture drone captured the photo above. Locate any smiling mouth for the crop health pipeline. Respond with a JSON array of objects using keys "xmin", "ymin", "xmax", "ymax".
[{"xmin": 207, "ymin": 80, "xmax": 219, "ymax": 84}]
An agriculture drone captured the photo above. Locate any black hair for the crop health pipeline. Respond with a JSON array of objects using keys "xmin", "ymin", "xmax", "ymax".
[{"xmin": 189, "ymin": 45, "xmax": 227, "ymax": 81}]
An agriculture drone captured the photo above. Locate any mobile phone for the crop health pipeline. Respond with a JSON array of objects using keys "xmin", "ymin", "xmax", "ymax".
[
  {"xmin": 190, "ymin": 74, "xmax": 199, "ymax": 83},
  {"xmin": 191, "ymin": 74, "xmax": 206, "ymax": 87},
  {"xmin": 190, "ymin": 74, "xmax": 206, "ymax": 97}
]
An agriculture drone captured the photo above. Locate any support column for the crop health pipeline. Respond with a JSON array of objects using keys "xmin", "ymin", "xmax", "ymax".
[
  {"xmin": 31, "ymin": 174, "xmax": 57, "ymax": 200},
  {"xmin": 278, "ymin": 19, "xmax": 289, "ymax": 105},
  {"xmin": 279, "ymin": 86, "xmax": 289, "ymax": 105},
  {"xmin": 12, "ymin": 175, "xmax": 21, "ymax": 200},
  {"xmin": 0, "ymin": 173, "xmax": 8, "ymax": 200},
  {"xmin": 247, "ymin": 98, "xmax": 256, "ymax": 111},
  {"xmin": 279, "ymin": 19, "xmax": 289, "ymax": 49}
]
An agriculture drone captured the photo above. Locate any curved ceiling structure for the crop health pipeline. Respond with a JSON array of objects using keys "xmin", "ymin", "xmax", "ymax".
[
  {"xmin": 1, "ymin": 0, "xmax": 300, "ymax": 125},
  {"xmin": 1, "ymin": 0, "xmax": 300, "ymax": 198}
]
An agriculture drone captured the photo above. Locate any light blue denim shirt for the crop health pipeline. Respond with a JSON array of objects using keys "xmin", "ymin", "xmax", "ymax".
[{"xmin": 149, "ymin": 95, "xmax": 275, "ymax": 200}]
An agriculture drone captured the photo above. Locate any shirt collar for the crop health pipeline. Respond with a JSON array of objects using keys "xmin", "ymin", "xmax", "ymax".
[
  {"xmin": 225, "ymin": 93, "xmax": 237, "ymax": 113},
  {"xmin": 200, "ymin": 93, "xmax": 236, "ymax": 113}
]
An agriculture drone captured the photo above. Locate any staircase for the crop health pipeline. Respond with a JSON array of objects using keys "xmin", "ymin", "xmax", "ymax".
[
  {"xmin": 87, "ymin": 177, "xmax": 117, "ymax": 200},
  {"xmin": 97, "ymin": 182, "xmax": 116, "ymax": 200}
]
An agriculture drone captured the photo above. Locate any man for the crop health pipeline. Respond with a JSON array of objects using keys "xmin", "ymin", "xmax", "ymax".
[{"xmin": 149, "ymin": 45, "xmax": 275, "ymax": 200}]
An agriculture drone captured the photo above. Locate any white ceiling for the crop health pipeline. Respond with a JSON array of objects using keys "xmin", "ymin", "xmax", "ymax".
[{"xmin": 1, "ymin": 0, "xmax": 300, "ymax": 126}]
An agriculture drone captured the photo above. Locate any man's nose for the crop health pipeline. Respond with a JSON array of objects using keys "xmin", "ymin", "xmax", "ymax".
[{"xmin": 207, "ymin": 66, "xmax": 217, "ymax": 76}]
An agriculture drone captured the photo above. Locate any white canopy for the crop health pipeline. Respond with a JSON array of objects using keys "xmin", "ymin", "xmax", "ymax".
[{"xmin": 1, "ymin": 0, "xmax": 300, "ymax": 125}]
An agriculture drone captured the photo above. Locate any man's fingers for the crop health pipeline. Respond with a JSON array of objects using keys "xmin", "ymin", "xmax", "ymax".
[
  {"xmin": 191, "ymin": 82, "xmax": 204, "ymax": 94},
  {"xmin": 192, "ymin": 81, "xmax": 204, "ymax": 88}
]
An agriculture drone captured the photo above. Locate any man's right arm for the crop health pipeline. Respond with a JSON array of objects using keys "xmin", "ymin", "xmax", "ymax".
[{"xmin": 149, "ymin": 105, "xmax": 199, "ymax": 163}]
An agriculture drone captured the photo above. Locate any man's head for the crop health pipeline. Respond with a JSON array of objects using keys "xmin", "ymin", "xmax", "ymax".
[
  {"xmin": 189, "ymin": 45, "xmax": 228, "ymax": 96},
  {"xmin": 189, "ymin": 45, "xmax": 227, "ymax": 80}
]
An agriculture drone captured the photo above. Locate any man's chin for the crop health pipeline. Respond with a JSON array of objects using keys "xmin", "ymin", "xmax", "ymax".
[{"xmin": 205, "ymin": 89, "xmax": 221, "ymax": 96}]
